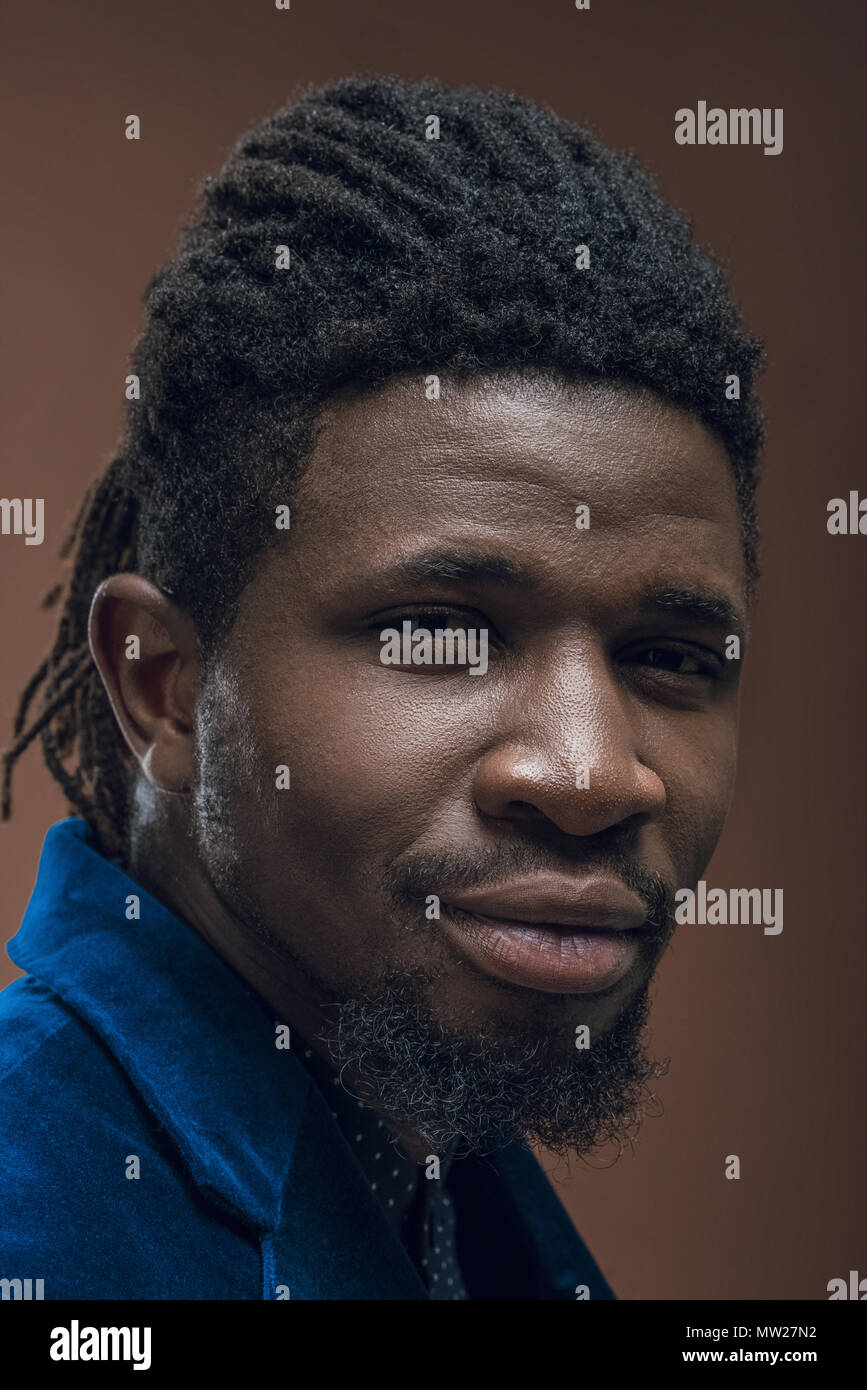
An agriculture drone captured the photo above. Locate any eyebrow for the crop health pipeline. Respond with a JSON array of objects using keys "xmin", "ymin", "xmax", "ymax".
[
  {"xmin": 637, "ymin": 586, "xmax": 747, "ymax": 639},
  {"xmin": 376, "ymin": 548, "xmax": 532, "ymax": 589}
]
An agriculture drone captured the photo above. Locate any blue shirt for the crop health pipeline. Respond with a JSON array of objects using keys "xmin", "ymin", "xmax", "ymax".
[{"xmin": 0, "ymin": 818, "xmax": 615, "ymax": 1301}]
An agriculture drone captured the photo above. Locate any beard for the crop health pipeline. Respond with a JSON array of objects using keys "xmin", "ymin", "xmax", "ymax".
[{"xmin": 317, "ymin": 970, "xmax": 668, "ymax": 1160}]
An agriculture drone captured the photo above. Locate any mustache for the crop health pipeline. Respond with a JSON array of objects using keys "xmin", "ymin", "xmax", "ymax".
[{"xmin": 383, "ymin": 842, "xmax": 674, "ymax": 939}]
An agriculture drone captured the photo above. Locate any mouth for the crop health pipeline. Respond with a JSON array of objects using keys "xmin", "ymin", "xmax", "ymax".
[{"xmin": 439, "ymin": 875, "xmax": 649, "ymax": 995}]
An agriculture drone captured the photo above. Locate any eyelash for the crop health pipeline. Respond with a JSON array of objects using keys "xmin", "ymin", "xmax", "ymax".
[
  {"xmin": 368, "ymin": 609, "xmax": 724, "ymax": 681},
  {"xmin": 371, "ymin": 607, "xmax": 483, "ymax": 633}
]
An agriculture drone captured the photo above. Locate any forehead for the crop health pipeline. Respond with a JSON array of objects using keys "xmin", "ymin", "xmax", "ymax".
[{"xmin": 283, "ymin": 372, "xmax": 746, "ymax": 612}]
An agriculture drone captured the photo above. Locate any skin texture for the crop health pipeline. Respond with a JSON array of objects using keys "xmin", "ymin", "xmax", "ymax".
[{"xmin": 89, "ymin": 372, "xmax": 748, "ymax": 1157}]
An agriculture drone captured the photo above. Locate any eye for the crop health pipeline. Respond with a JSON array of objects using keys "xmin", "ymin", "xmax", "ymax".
[
  {"xmin": 639, "ymin": 646, "xmax": 710, "ymax": 676},
  {"xmin": 621, "ymin": 641, "xmax": 725, "ymax": 686},
  {"xmin": 369, "ymin": 606, "xmax": 500, "ymax": 672}
]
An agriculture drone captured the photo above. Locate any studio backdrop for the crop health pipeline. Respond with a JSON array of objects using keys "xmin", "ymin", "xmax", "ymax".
[{"xmin": 2, "ymin": 0, "xmax": 864, "ymax": 1300}]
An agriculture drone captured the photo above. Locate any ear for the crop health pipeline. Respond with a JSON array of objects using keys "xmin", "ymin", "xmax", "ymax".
[{"xmin": 88, "ymin": 574, "xmax": 202, "ymax": 795}]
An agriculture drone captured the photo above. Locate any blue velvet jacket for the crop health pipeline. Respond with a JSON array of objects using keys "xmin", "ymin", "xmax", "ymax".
[{"xmin": 0, "ymin": 819, "xmax": 615, "ymax": 1300}]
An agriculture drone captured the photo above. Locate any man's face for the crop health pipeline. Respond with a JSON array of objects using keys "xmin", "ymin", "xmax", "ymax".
[{"xmin": 192, "ymin": 372, "xmax": 746, "ymax": 1151}]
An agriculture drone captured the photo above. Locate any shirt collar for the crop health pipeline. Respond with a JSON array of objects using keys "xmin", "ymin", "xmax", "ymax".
[{"xmin": 294, "ymin": 1040, "xmax": 421, "ymax": 1236}]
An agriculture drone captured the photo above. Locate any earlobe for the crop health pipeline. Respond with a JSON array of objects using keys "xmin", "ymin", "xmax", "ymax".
[{"xmin": 141, "ymin": 743, "xmax": 192, "ymax": 796}]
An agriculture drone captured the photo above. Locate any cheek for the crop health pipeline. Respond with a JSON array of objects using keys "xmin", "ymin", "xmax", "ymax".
[
  {"xmin": 661, "ymin": 721, "xmax": 739, "ymax": 881},
  {"xmin": 250, "ymin": 651, "xmax": 484, "ymax": 833},
  {"xmin": 238, "ymin": 663, "xmax": 463, "ymax": 874}
]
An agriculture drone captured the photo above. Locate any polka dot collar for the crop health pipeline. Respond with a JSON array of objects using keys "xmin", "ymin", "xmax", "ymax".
[{"xmin": 294, "ymin": 1040, "xmax": 468, "ymax": 1299}]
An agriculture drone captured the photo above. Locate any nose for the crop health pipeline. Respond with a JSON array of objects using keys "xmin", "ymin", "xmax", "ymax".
[{"xmin": 471, "ymin": 649, "xmax": 666, "ymax": 838}]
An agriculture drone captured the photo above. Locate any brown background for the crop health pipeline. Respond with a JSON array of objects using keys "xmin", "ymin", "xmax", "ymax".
[{"xmin": 2, "ymin": 0, "xmax": 865, "ymax": 1300}]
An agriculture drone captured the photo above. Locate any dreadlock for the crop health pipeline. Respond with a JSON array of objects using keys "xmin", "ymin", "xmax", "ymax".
[
  {"xmin": 2, "ymin": 465, "xmax": 139, "ymax": 859},
  {"xmin": 2, "ymin": 74, "xmax": 765, "ymax": 865}
]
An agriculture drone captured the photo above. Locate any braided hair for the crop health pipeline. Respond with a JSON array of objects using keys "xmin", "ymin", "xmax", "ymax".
[{"xmin": 2, "ymin": 74, "xmax": 765, "ymax": 864}]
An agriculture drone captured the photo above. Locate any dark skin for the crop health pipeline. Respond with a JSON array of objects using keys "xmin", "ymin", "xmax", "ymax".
[{"xmin": 89, "ymin": 373, "xmax": 747, "ymax": 1158}]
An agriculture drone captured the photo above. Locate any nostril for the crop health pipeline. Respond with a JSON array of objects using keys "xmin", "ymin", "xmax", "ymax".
[{"xmin": 508, "ymin": 800, "xmax": 546, "ymax": 818}]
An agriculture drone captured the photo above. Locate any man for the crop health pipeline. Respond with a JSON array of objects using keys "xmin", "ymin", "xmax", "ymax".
[{"xmin": 0, "ymin": 75, "xmax": 763, "ymax": 1300}]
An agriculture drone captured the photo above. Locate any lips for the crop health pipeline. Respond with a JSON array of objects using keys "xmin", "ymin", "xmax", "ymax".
[{"xmin": 439, "ymin": 874, "xmax": 648, "ymax": 994}]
